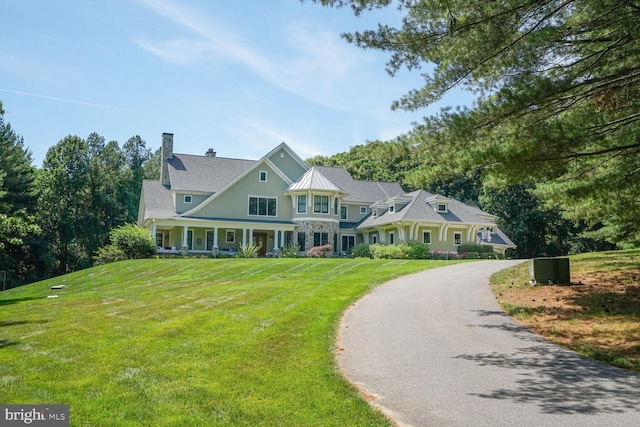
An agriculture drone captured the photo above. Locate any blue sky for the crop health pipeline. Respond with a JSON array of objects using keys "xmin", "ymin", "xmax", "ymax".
[{"xmin": 1, "ymin": 0, "xmax": 468, "ymax": 167}]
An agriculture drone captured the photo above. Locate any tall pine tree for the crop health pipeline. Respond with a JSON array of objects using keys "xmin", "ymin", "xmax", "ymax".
[
  {"xmin": 0, "ymin": 101, "xmax": 42, "ymax": 287},
  {"xmin": 313, "ymin": 0, "xmax": 640, "ymax": 245}
]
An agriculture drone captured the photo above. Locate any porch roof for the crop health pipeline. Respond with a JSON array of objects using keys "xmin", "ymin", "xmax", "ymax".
[{"xmin": 358, "ymin": 189, "xmax": 497, "ymax": 228}]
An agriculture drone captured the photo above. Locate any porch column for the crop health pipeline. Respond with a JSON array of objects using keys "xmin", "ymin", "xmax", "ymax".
[
  {"xmin": 242, "ymin": 228, "xmax": 247, "ymax": 246},
  {"xmin": 439, "ymin": 224, "xmax": 449, "ymax": 241},
  {"xmin": 274, "ymin": 230, "xmax": 280, "ymax": 249},
  {"xmin": 467, "ymin": 226, "xmax": 477, "ymax": 243},
  {"xmin": 249, "ymin": 229, "xmax": 254, "ymax": 242},
  {"xmin": 151, "ymin": 222, "xmax": 157, "ymax": 244},
  {"xmin": 181, "ymin": 226, "xmax": 189, "ymax": 255},
  {"xmin": 394, "ymin": 223, "xmax": 406, "ymax": 243},
  {"xmin": 213, "ymin": 227, "xmax": 218, "ymax": 248}
]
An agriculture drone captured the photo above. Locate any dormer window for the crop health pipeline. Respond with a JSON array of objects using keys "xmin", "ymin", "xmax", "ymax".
[
  {"xmin": 184, "ymin": 195, "xmax": 193, "ymax": 204},
  {"xmin": 389, "ymin": 205, "xmax": 395, "ymax": 214},
  {"xmin": 437, "ymin": 203, "xmax": 447, "ymax": 213}
]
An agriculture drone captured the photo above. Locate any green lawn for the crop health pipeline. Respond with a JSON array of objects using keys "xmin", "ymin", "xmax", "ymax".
[{"xmin": 0, "ymin": 258, "xmax": 452, "ymax": 426}]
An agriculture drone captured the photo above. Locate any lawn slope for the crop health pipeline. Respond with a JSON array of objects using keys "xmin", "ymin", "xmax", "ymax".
[{"xmin": 0, "ymin": 258, "xmax": 448, "ymax": 426}]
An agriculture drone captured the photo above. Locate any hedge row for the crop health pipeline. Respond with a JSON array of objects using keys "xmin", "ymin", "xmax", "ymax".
[
  {"xmin": 352, "ymin": 243, "xmax": 430, "ymax": 260},
  {"xmin": 351, "ymin": 243, "xmax": 504, "ymax": 260}
]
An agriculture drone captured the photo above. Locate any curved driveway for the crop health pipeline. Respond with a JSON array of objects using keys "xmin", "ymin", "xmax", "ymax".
[{"xmin": 337, "ymin": 261, "xmax": 640, "ymax": 427}]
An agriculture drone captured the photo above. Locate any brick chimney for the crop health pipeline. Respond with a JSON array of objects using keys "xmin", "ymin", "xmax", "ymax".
[{"xmin": 161, "ymin": 133, "xmax": 174, "ymax": 186}]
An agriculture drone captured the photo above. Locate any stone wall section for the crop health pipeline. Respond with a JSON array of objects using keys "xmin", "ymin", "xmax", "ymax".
[{"xmin": 295, "ymin": 220, "xmax": 339, "ymax": 251}]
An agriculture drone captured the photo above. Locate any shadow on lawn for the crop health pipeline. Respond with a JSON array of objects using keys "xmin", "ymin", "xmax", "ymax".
[
  {"xmin": 458, "ymin": 310, "xmax": 640, "ymax": 415},
  {"xmin": 570, "ymin": 285, "xmax": 640, "ymax": 316},
  {"xmin": 0, "ymin": 296, "xmax": 43, "ymax": 307},
  {"xmin": 0, "ymin": 338, "xmax": 19, "ymax": 349},
  {"xmin": 0, "ymin": 319, "xmax": 48, "ymax": 328}
]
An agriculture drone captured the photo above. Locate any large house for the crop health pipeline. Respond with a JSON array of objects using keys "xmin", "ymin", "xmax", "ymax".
[{"xmin": 138, "ymin": 133, "xmax": 515, "ymax": 256}]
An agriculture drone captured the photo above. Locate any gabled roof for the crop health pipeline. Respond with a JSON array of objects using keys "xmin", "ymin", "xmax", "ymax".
[
  {"xmin": 180, "ymin": 155, "xmax": 294, "ymax": 217},
  {"xmin": 315, "ymin": 166, "xmax": 405, "ymax": 203},
  {"xmin": 140, "ymin": 180, "xmax": 176, "ymax": 220},
  {"xmin": 479, "ymin": 227, "xmax": 516, "ymax": 247},
  {"xmin": 287, "ymin": 167, "xmax": 346, "ymax": 193},
  {"xmin": 264, "ymin": 142, "xmax": 309, "ymax": 173},
  {"xmin": 167, "ymin": 154, "xmax": 256, "ymax": 193},
  {"xmin": 359, "ymin": 189, "xmax": 497, "ymax": 227}
]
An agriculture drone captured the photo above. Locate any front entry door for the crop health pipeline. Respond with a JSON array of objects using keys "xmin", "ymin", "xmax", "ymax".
[{"xmin": 253, "ymin": 232, "xmax": 268, "ymax": 256}]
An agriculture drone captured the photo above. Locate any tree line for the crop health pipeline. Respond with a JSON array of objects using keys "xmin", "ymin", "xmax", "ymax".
[
  {"xmin": 0, "ymin": 100, "xmax": 160, "ymax": 288},
  {"xmin": 1, "ymin": 91, "xmax": 623, "ymax": 289},
  {"xmin": 307, "ymin": 137, "xmax": 617, "ymax": 259}
]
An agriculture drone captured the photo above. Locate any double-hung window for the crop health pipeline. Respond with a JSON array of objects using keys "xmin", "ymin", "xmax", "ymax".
[
  {"xmin": 297, "ymin": 194, "xmax": 307, "ymax": 214},
  {"xmin": 454, "ymin": 232, "xmax": 462, "ymax": 245},
  {"xmin": 313, "ymin": 195, "xmax": 329, "ymax": 214}
]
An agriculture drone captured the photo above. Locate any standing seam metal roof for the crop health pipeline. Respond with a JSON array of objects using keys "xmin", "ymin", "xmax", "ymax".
[{"xmin": 287, "ymin": 167, "xmax": 346, "ymax": 193}]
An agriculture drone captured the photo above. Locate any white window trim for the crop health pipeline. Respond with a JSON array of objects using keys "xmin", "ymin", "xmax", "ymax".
[
  {"xmin": 423, "ymin": 231, "xmax": 431, "ymax": 245},
  {"xmin": 184, "ymin": 195, "xmax": 193, "ymax": 204},
  {"xmin": 259, "ymin": 171, "xmax": 268, "ymax": 182},
  {"xmin": 341, "ymin": 234, "xmax": 356, "ymax": 252},
  {"xmin": 248, "ymin": 195, "xmax": 278, "ymax": 217},
  {"xmin": 360, "ymin": 206, "xmax": 367, "ymax": 214},
  {"xmin": 297, "ymin": 194, "xmax": 307, "ymax": 214},
  {"xmin": 372, "ymin": 209, "xmax": 378, "ymax": 218},
  {"xmin": 313, "ymin": 194, "xmax": 330, "ymax": 214},
  {"xmin": 340, "ymin": 205, "xmax": 348, "ymax": 220},
  {"xmin": 389, "ymin": 205, "xmax": 395, "ymax": 214},
  {"xmin": 437, "ymin": 203, "xmax": 448, "ymax": 213},
  {"xmin": 187, "ymin": 229, "xmax": 194, "ymax": 250},
  {"xmin": 454, "ymin": 232, "xmax": 462, "ymax": 245},
  {"xmin": 206, "ymin": 230, "xmax": 215, "ymax": 250},
  {"xmin": 389, "ymin": 231, "xmax": 395, "ymax": 245}
]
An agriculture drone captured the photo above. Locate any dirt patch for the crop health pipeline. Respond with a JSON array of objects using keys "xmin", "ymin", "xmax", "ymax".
[{"xmin": 494, "ymin": 267, "xmax": 640, "ymax": 372}]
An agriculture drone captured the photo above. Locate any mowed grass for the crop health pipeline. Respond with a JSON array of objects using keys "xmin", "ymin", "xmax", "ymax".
[
  {"xmin": 0, "ymin": 258, "xmax": 449, "ymax": 426},
  {"xmin": 491, "ymin": 249, "xmax": 640, "ymax": 373}
]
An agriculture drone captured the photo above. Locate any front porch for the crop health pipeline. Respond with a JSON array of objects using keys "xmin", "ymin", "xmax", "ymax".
[{"xmin": 151, "ymin": 220, "xmax": 296, "ymax": 257}]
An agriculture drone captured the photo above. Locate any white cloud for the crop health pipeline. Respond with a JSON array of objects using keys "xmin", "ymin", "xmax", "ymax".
[
  {"xmin": 0, "ymin": 89, "xmax": 139, "ymax": 112},
  {"xmin": 134, "ymin": 38, "xmax": 214, "ymax": 65},
  {"xmin": 264, "ymin": 19, "xmax": 366, "ymax": 109},
  {"xmin": 133, "ymin": 0, "xmax": 374, "ymax": 112},
  {"xmin": 134, "ymin": 0, "xmax": 270, "ymax": 72}
]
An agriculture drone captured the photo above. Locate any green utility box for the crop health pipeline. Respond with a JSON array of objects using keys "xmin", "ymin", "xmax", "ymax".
[{"xmin": 529, "ymin": 257, "xmax": 570, "ymax": 285}]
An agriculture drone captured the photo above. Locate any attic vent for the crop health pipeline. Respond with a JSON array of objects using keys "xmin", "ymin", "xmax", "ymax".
[{"xmin": 205, "ymin": 148, "xmax": 216, "ymax": 157}]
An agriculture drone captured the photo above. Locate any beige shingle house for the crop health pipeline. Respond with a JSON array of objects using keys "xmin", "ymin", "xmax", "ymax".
[{"xmin": 138, "ymin": 133, "xmax": 515, "ymax": 256}]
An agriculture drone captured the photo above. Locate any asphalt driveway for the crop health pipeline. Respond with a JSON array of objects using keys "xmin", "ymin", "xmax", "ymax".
[{"xmin": 337, "ymin": 261, "xmax": 640, "ymax": 427}]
